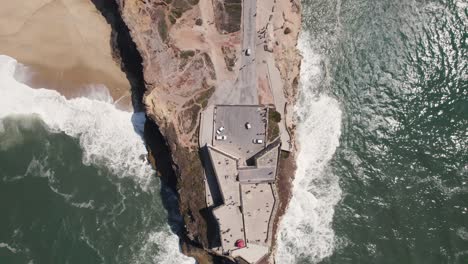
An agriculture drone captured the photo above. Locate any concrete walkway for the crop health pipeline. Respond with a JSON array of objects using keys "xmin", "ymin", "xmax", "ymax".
[
  {"xmin": 265, "ymin": 55, "xmax": 291, "ymax": 151},
  {"xmin": 199, "ymin": 105, "xmax": 214, "ymax": 147}
]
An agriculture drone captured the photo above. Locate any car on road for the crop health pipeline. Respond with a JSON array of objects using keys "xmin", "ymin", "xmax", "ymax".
[
  {"xmin": 216, "ymin": 135, "xmax": 227, "ymax": 141},
  {"xmin": 245, "ymin": 122, "xmax": 252, "ymax": 129},
  {"xmin": 245, "ymin": 48, "xmax": 251, "ymax": 56},
  {"xmin": 216, "ymin": 126, "xmax": 225, "ymax": 135},
  {"xmin": 253, "ymin": 139, "xmax": 264, "ymax": 144}
]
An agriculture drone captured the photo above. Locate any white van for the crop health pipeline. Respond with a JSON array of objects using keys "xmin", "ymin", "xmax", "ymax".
[
  {"xmin": 245, "ymin": 48, "xmax": 251, "ymax": 56},
  {"xmin": 253, "ymin": 139, "xmax": 263, "ymax": 144}
]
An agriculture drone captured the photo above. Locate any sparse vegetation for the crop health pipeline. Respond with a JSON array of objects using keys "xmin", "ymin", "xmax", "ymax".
[
  {"xmin": 195, "ymin": 18, "xmax": 203, "ymax": 26},
  {"xmin": 158, "ymin": 19, "xmax": 168, "ymax": 42},
  {"xmin": 267, "ymin": 109, "xmax": 281, "ymax": 142},
  {"xmin": 213, "ymin": 0, "xmax": 241, "ymax": 33},
  {"xmin": 225, "ymin": 3, "xmax": 242, "ymax": 19},
  {"xmin": 187, "ymin": 0, "xmax": 200, "ymax": 5},
  {"xmin": 202, "ymin": 53, "xmax": 216, "ymax": 80},
  {"xmin": 221, "ymin": 46, "xmax": 236, "ymax": 71},
  {"xmin": 169, "ymin": 15, "xmax": 177, "ymax": 24},
  {"xmin": 195, "ymin": 86, "xmax": 215, "ymax": 108},
  {"xmin": 172, "ymin": 0, "xmax": 191, "ymax": 12},
  {"xmin": 269, "ymin": 109, "xmax": 282, "ymax": 123},
  {"xmin": 180, "ymin": 50, "xmax": 195, "ymax": 59},
  {"xmin": 178, "ymin": 104, "xmax": 201, "ymax": 133},
  {"xmin": 171, "ymin": 8, "xmax": 183, "ymax": 18},
  {"xmin": 292, "ymin": 76, "xmax": 299, "ymax": 90}
]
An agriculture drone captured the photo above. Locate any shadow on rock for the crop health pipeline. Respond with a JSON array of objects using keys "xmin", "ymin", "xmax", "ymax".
[
  {"xmin": 90, "ymin": 0, "xmax": 146, "ymax": 113},
  {"xmin": 90, "ymin": 0, "xmax": 189, "ymax": 255}
]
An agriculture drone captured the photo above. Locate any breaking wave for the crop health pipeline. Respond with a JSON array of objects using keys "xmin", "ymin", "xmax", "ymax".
[
  {"xmin": 135, "ymin": 231, "xmax": 194, "ymax": 264},
  {"xmin": 275, "ymin": 33, "xmax": 343, "ymax": 263},
  {"xmin": 0, "ymin": 54, "xmax": 194, "ymax": 264},
  {"xmin": 0, "ymin": 55, "xmax": 153, "ymax": 189}
]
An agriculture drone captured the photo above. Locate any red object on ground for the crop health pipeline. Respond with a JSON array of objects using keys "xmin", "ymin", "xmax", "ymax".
[{"xmin": 235, "ymin": 239, "xmax": 246, "ymax": 248}]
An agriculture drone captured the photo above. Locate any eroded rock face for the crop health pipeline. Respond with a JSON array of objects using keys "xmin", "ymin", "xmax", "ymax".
[
  {"xmin": 114, "ymin": 0, "xmax": 302, "ymax": 262},
  {"xmin": 115, "ymin": 0, "xmax": 238, "ymax": 253}
]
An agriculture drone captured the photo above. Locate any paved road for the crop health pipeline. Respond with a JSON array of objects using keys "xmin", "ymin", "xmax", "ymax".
[{"xmin": 238, "ymin": 0, "xmax": 258, "ymax": 105}]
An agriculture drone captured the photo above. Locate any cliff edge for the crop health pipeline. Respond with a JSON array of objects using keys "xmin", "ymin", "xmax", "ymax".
[{"xmin": 114, "ymin": 0, "xmax": 302, "ymax": 263}]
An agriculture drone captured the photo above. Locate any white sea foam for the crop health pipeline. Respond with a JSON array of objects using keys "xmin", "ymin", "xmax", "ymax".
[
  {"xmin": 136, "ymin": 230, "xmax": 195, "ymax": 264},
  {"xmin": 0, "ymin": 242, "xmax": 18, "ymax": 253},
  {"xmin": 24, "ymin": 156, "xmax": 54, "ymax": 179},
  {"xmin": 79, "ymin": 84, "xmax": 114, "ymax": 104},
  {"xmin": 0, "ymin": 54, "xmax": 194, "ymax": 263},
  {"xmin": 0, "ymin": 55, "xmax": 153, "ymax": 189},
  {"xmin": 275, "ymin": 33, "xmax": 343, "ymax": 263},
  {"xmin": 457, "ymin": 227, "xmax": 468, "ymax": 241}
]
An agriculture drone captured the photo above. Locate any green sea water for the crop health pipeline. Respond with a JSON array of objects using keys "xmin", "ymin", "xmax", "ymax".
[
  {"xmin": 0, "ymin": 54, "xmax": 195, "ymax": 264},
  {"xmin": 289, "ymin": 0, "xmax": 467, "ymax": 263},
  {"xmin": 1, "ymin": 0, "xmax": 467, "ymax": 263},
  {"xmin": 0, "ymin": 116, "xmax": 187, "ymax": 263}
]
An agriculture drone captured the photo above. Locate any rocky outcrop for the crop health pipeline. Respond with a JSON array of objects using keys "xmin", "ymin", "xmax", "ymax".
[{"xmin": 112, "ymin": 0, "xmax": 302, "ymax": 262}]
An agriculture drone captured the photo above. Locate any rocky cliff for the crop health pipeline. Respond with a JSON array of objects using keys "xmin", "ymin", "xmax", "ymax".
[{"xmin": 113, "ymin": 0, "xmax": 302, "ymax": 262}]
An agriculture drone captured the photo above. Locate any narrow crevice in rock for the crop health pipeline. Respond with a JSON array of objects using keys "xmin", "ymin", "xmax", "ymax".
[
  {"xmin": 89, "ymin": 3, "xmax": 229, "ymax": 263},
  {"xmin": 90, "ymin": 0, "xmax": 145, "ymax": 112}
]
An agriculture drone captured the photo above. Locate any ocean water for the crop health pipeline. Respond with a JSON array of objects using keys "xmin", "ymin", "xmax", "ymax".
[
  {"xmin": 0, "ymin": 55, "xmax": 194, "ymax": 264},
  {"xmin": 1, "ymin": 0, "xmax": 467, "ymax": 262},
  {"xmin": 277, "ymin": 0, "xmax": 467, "ymax": 263}
]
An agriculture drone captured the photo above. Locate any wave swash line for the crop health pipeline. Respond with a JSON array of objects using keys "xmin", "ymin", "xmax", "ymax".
[{"xmin": 276, "ymin": 33, "xmax": 343, "ymax": 264}]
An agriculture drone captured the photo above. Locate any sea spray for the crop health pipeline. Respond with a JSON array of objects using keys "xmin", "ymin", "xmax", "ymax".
[
  {"xmin": 0, "ymin": 55, "xmax": 153, "ymax": 189},
  {"xmin": 276, "ymin": 33, "xmax": 343, "ymax": 263},
  {"xmin": 0, "ymin": 54, "xmax": 195, "ymax": 264}
]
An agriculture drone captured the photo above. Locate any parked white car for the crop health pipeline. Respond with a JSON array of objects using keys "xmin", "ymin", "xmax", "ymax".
[
  {"xmin": 216, "ymin": 135, "xmax": 227, "ymax": 141},
  {"xmin": 245, "ymin": 122, "xmax": 252, "ymax": 129},
  {"xmin": 253, "ymin": 139, "xmax": 263, "ymax": 144},
  {"xmin": 216, "ymin": 126, "xmax": 225, "ymax": 135},
  {"xmin": 245, "ymin": 48, "xmax": 251, "ymax": 56}
]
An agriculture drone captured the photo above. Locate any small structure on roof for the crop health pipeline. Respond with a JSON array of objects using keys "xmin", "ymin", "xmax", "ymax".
[{"xmin": 235, "ymin": 239, "xmax": 246, "ymax": 248}]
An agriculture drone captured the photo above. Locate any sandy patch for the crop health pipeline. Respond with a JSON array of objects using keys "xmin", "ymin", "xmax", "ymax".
[{"xmin": 0, "ymin": 0, "xmax": 131, "ymax": 109}]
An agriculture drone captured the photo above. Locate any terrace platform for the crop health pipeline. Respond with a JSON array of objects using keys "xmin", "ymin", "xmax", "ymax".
[
  {"xmin": 201, "ymin": 105, "xmax": 280, "ymax": 263},
  {"xmin": 213, "ymin": 105, "xmax": 267, "ymax": 162}
]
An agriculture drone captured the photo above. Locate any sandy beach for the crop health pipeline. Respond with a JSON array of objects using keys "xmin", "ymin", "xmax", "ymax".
[{"xmin": 0, "ymin": 0, "xmax": 132, "ymax": 109}]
